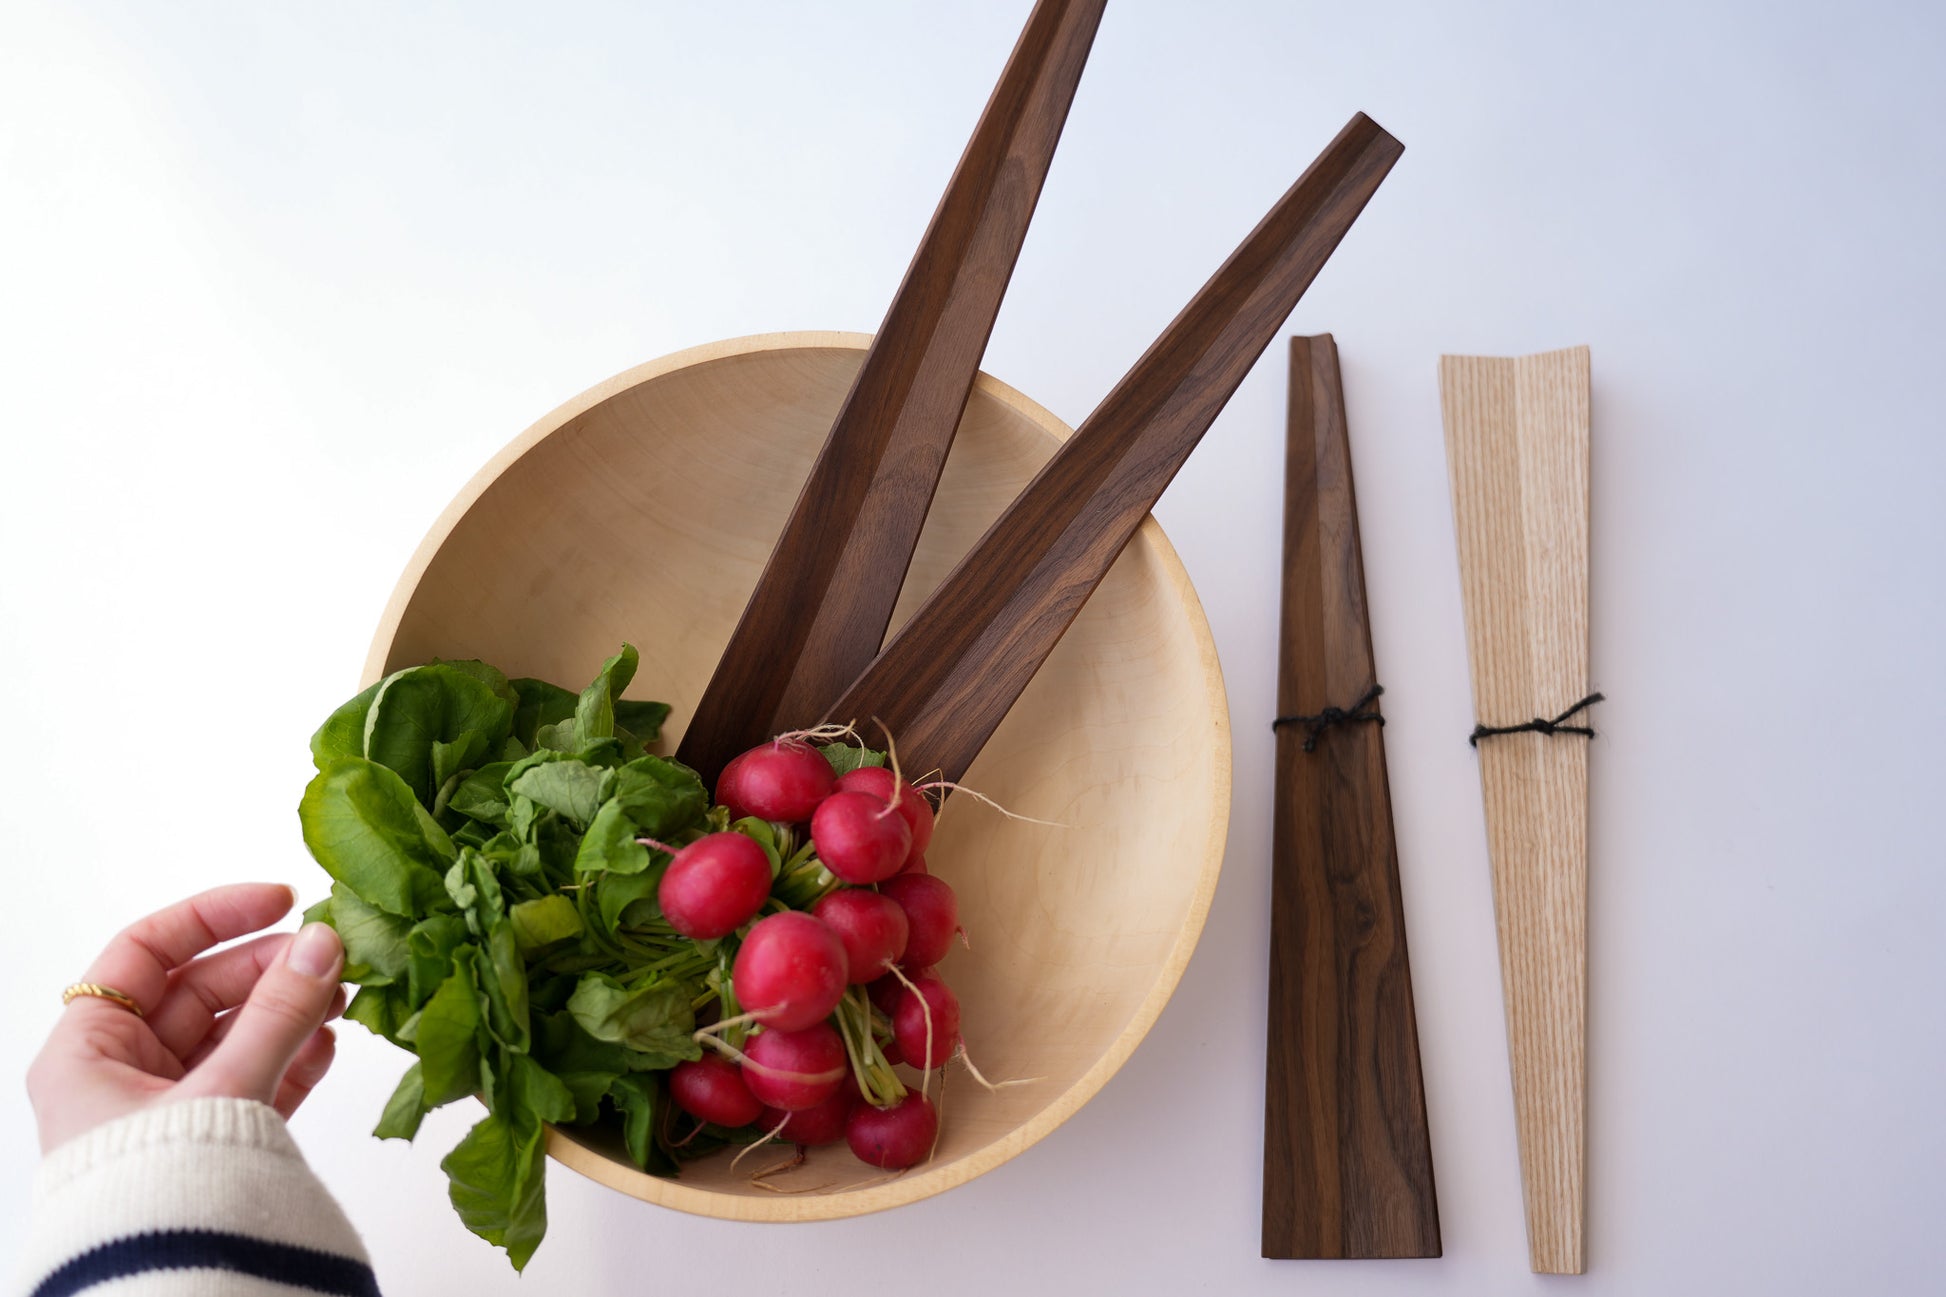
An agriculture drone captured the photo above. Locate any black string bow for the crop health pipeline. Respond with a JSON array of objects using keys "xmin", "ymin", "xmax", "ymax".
[
  {"xmin": 1272, "ymin": 684, "xmax": 1385, "ymax": 753},
  {"xmin": 1468, "ymin": 692, "xmax": 1605, "ymax": 747}
]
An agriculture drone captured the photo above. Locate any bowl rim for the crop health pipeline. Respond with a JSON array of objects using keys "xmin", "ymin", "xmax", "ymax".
[{"xmin": 362, "ymin": 331, "xmax": 1232, "ymax": 1222}]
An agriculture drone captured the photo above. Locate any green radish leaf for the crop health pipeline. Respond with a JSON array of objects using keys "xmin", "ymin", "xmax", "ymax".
[
  {"xmin": 614, "ymin": 699, "xmax": 671, "ymax": 743},
  {"xmin": 606, "ymin": 1073, "xmax": 675, "ymax": 1175},
  {"xmin": 324, "ymin": 883, "xmax": 413, "ymax": 985},
  {"xmin": 445, "ymin": 851, "xmax": 506, "ymax": 933},
  {"xmin": 566, "ymin": 973, "xmax": 699, "ymax": 1068},
  {"xmin": 594, "ymin": 866, "xmax": 662, "ymax": 935},
  {"xmin": 430, "ymin": 734, "xmax": 490, "ymax": 800},
  {"xmin": 508, "ymin": 759, "xmax": 607, "ymax": 827},
  {"xmin": 611, "ymin": 756, "xmax": 708, "ymax": 838},
  {"xmin": 363, "ymin": 664, "xmax": 516, "ymax": 804},
  {"xmin": 573, "ymin": 801, "xmax": 649, "ymax": 876},
  {"xmin": 428, "ymin": 658, "xmax": 518, "ymax": 707},
  {"xmin": 534, "ymin": 719, "xmax": 580, "ymax": 753},
  {"xmin": 573, "ymin": 644, "xmax": 639, "ymax": 744},
  {"xmin": 573, "ymin": 736, "xmax": 627, "ymax": 769},
  {"xmin": 300, "ymin": 758, "xmax": 453, "ymax": 918},
  {"xmin": 343, "ymin": 983, "xmax": 414, "ymax": 1045},
  {"xmin": 451, "ymin": 818, "xmax": 495, "ymax": 850},
  {"xmin": 478, "ymin": 921, "xmax": 530, "ymax": 1053},
  {"xmin": 374, "ymin": 1063, "xmax": 428, "ymax": 1141},
  {"xmin": 509, "ymin": 894, "xmax": 582, "ymax": 957},
  {"xmin": 440, "ymin": 1109, "xmax": 549, "ymax": 1272},
  {"xmin": 311, "ymin": 680, "xmax": 381, "ymax": 769},
  {"xmin": 728, "ymin": 816, "xmax": 784, "ymax": 876},
  {"xmin": 510, "ymin": 1054, "xmax": 576, "ymax": 1125},
  {"xmin": 406, "ymin": 912, "xmax": 470, "ymax": 1009},
  {"xmin": 509, "ymin": 679, "xmax": 577, "ymax": 749},
  {"xmin": 532, "ymin": 1011, "xmax": 628, "ymax": 1120},
  {"xmin": 818, "ymin": 743, "xmax": 886, "ymax": 776},
  {"xmin": 533, "ymin": 816, "xmax": 583, "ymax": 884},
  {"xmin": 418, "ymin": 948, "xmax": 485, "ymax": 1107}
]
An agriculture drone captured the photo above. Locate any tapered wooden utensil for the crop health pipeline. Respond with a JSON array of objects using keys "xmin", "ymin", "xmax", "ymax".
[
  {"xmin": 1439, "ymin": 345, "xmax": 1593, "ymax": 1274},
  {"xmin": 1262, "ymin": 334, "xmax": 1439, "ymax": 1259},
  {"xmin": 827, "ymin": 114, "xmax": 1403, "ymax": 786},
  {"xmin": 677, "ymin": 0, "xmax": 1108, "ymax": 785}
]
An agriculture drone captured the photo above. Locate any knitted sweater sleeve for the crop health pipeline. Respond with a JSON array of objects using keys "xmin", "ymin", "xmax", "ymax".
[{"xmin": 15, "ymin": 1098, "xmax": 378, "ymax": 1297}]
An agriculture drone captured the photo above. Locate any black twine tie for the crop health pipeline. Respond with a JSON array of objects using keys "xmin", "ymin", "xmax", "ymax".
[
  {"xmin": 1273, "ymin": 684, "xmax": 1385, "ymax": 753},
  {"xmin": 1469, "ymin": 692, "xmax": 1605, "ymax": 747}
]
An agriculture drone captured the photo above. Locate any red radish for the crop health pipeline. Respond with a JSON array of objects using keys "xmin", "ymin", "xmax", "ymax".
[
  {"xmin": 757, "ymin": 1077, "xmax": 857, "ymax": 1146},
  {"xmin": 866, "ymin": 971, "xmax": 911, "ymax": 1016},
  {"xmin": 716, "ymin": 740, "xmax": 834, "ymax": 823},
  {"xmin": 669, "ymin": 1054, "xmax": 762, "ymax": 1128},
  {"xmin": 732, "ymin": 911, "xmax": 849, "ymax": 1031},
  {"xmin": 740, "ymin": 1022, "xmax": 847, "ymax": 1111},
  {"xmin": 892, "ymin": 852, "xmax": 929, "ymax": 878},
  {"xmin": 657, "ymin": 832, "xmax": 772, "ymax": 939},
  {"xmin": 881, "ymin": 873, "xmax": 959, "ymax": 968},
  {"xmin": 893, "ymin": 972, "xmax": 961, "ymax": 1068},
  {"xmin": 810, "ymin": 791, "xmax": 911, "ymax": 884},
  {"xmin": 811, "ymin": 889, "xmax": 909, "ymax": 983},
  {"xmin": 846, "ymin": 1092, "xmax": 938, "ymax": 1169},
  {"xmin": 835, "ymin": 767, "xmax": 934, "ymax": 863},
  {"xmin": 879, "ymin": 1037, "xmax": 904, "ymax": 1067}
]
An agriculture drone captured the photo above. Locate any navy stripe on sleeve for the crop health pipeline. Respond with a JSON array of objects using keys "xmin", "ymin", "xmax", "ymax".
[{"xmin": 30, "ymin": 1229, "xmax": 381, "ymax": 1297}]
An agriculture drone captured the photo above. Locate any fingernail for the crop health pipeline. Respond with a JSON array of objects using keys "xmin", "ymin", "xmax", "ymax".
[{"xmin": 289, "ymin": 923, "xmax": 342, "ymax": 979}]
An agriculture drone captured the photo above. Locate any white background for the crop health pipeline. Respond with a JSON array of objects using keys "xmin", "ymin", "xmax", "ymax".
[{"xmin": 4, "ymin": 1, "xmax": 1942, "ymax": 1292}]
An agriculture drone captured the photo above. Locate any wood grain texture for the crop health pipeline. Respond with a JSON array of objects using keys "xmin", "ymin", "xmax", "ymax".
[
  {"xmin": 1439, "ymin": 345, "xmax": 1593, "ymax": 1274},
  {"xmin": 1262, "ymin": 335, "xmax": 1440, "ymax": 1259},
  {"xmin": 827, "ymin": 113, "xmax": 1403, "ymax": 787},
  {"xmin": 676, "ymin": 0, "xmax": 1106, "ymax": 786},
  {"xmin": 364, "ymin": 333, "xmax": 1230, "ymax": 1221}
]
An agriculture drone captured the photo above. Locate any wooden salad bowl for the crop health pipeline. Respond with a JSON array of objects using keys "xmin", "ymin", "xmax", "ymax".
[{"xmin": 365, "ymin": 332, "xmax": 1230, "ymax": 1221}]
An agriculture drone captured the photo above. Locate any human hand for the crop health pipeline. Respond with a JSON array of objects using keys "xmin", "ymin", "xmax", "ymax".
[{"xmin": 28, "ymin": 883, "xmax": 348, "ymax": 1153}]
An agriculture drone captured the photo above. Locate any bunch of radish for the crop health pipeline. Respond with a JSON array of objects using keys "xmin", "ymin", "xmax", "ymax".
[{"xmin": 660, "ymin": 736, "xmax": 968, "ymax": 1171}]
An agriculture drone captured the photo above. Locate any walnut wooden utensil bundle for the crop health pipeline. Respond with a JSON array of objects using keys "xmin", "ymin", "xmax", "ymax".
[
  {"xmin": 678, "ymin": 0, "xmax": 1401, "ymax": 792},
  {"xmin": 1261, "ymin": 341, "xmax": 1596, "ymax": 1273},
  {"xmin": 1262, "ymin": 336, "xmax": 1440, "ymax": 1260}
]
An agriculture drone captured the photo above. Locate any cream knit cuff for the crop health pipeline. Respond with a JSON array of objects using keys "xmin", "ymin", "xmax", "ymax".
[{"xmin": 17, "ymin": 1097, "xmax": 373, "ymax": 1296}]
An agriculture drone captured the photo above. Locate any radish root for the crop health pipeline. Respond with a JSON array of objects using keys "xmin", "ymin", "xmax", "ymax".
[
  {"xmin": 772, "ymin": 721, "xmax": 863, "ymax": 748},
  {"xmin": 749, "ymin": 1146, "xmax": 805, "ymax": 1182},
  {"xmin": 885, "ymin": 962, "xmax": 934, "ymax": 1103},
  {"xmin": 693, "ymin": 1033, "xmax": 848, "ymax": 1088},
  {"xmin": 872, "ymin": 719, "xmax": 906, "ymax": 821},
  {"xmin": 729, "ymin": 1115, "xmax": 791, "ymax": 1173},
  {"xmin": 691, "ymin": 1009, "xmax": 764, "ymax": 1041},
  {"xmin": 913, "ymin": 780, "xmax": 1067, "ymax": 828},
  {"xmin": 955, "ymin": 1045, "xmax": 1040, "ymax": 1093},
  {"xmin": 927, "ymin": 1064, "xmax": 947, "ymax": 1165}
]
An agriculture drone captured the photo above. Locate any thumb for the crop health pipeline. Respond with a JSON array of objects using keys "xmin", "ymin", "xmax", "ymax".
[{"xmin": 187, "ymin": 923, "xmax": 345, "ymax": 1105}]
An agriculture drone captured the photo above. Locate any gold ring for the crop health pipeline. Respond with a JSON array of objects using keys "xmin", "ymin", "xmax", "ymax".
[{"xmin": 62, "ymin": 983, "xmax": 145, "ymax": 1017}]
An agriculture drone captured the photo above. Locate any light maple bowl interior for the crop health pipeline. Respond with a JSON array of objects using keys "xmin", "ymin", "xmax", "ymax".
[{"xmin": 366, "ymin": 332, "xmax": 1230, "ymax": 1221}]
